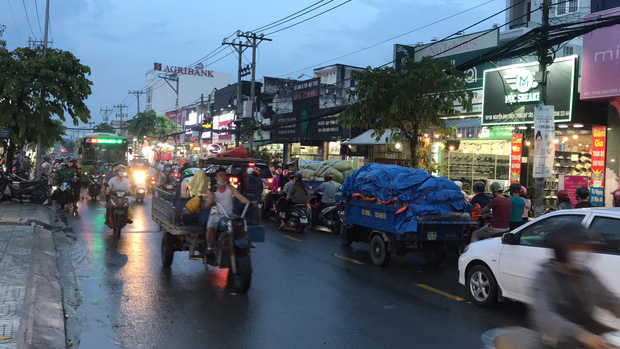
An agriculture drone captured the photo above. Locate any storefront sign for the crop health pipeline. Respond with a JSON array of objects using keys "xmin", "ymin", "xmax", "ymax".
[
  {"xmin": 153, "ymin": 62, "xmax": 215, "ymax": 77},
  {"xmin": 395, "ymin": 29, "xmax": 498, "ymax": 90},
  {"xmin": 564, "ymin": 175, "xmax": 590, "ymax": 206},
  {"xmin": 510, "ymin": 134, "xmax": 523, "ymax": 183},
  {"xmin": 482, "ymin": 56, "xmax": 577, "ymax": 125},
  {"xmin": 590, "ymin": 187, "xmax": 604, "ymax": 207},
  {"xmin": 590, "ymin": 125, "xmax": 606, "ymax": 187},
  {"xmin": 533, "ymin": 105, "xmax": 555, "ymax": 178},
  {"xmin": 581, "ymin": 9, "xmax": 620, "ymax": 100}
]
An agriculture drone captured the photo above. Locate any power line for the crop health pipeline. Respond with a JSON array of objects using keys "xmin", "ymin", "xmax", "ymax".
[
  {"xmin": 20, "ymin": 0, "xmax": 36, "ymax": 37},
  {"xmin": 250, "ymin": 0, "xmax": 326, "ymax": 32},
  {"xmin": 6, "ymin": 0, "xmax": 23, "ymax": 42},
  {"xmin": 33, "ymin": 0, "xmax": 44, "ymax": 37},
  {"xmin": 258, "ymin": 0, "xmax": 336, "ymax": 33},
  {"xmin": 277, "ymin": 0, "xmax": 494, "ymax": 78},
  {"xmin": 265, "ymin": 0, "xmax": 352, "ymax": 36}
]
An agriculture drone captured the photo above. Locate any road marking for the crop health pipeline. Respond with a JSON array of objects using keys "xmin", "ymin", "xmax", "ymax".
[
  {"xmin": 333, "ymin": 253, "xmax": 364, "ymax": 265},
  {"xmin": 282, "ymin": 235, "xmax": 302, "ymax": 242},
  {"xmin": 415, "ymin": 284, "xmax": 465, "ymax": 302}
]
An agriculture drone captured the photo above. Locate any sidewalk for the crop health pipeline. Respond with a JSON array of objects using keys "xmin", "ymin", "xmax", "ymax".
[{"xmin": 0, "ymin": 203, "xmax": 65, "ymax": 349}]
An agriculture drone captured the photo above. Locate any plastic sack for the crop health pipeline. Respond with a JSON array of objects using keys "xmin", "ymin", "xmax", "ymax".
[{"xmin": 186, "ymin": 196, "xmax": 201, "ymax": 213}]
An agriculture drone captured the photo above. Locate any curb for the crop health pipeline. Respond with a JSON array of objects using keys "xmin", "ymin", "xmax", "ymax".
[
  {"xmin": 16, "ymin": 226, "xmax": 66, "ymax": 349},
  {"xmin": 0, "ymin": 204, "xmax": 53, "ymax": 230}
]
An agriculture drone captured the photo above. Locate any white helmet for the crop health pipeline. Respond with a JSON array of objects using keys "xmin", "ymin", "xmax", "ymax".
[{"xmin": 453, "ymin": 180, "xmax": 463, "ymax": 189}]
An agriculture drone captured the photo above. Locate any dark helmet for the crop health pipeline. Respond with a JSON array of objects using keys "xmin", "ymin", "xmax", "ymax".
[
  {"xmin": 252, "ymin": 167, "xmax": 261, "ymax": 176},
  {"xmin": 509, "ymin": 183, "xmax": 521, "ymax": 193},
  {"xmin": 294, "ymin": 173, "xmax": 302, "ymax": 180},
  {"xmin": 324, "ymin": 173, "xmax": 333, "ymax": 181},
  {"xmin": 287, "ymin": 171, "xmax": 295, "ymax": 179},
  {"xmin": 546, "ymin": 223, "xmax": 600, "ymax": 263},
  {"xmin": 612, "ymin": 189, "xmax": 620, "ymax": 207},
  {"xmin": 473, "ymin": 182, "xmax": 485, "ymax": 193},
  {"xmin": 576, "ymin": 186, "xmax": 589, "ymax": 200},
  {"xmin": 557, "ymin": 190, "xmax": 569, "ymax": 201}
]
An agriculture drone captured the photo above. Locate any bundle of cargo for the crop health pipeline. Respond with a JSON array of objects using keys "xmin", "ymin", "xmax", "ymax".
[
  {"xmin": 341, "ymin": 163, "xmax": 468, "ymax": 234},
  {"xmin": 297, "ymin": 159, "xmax": 354, "ymax": 185}
]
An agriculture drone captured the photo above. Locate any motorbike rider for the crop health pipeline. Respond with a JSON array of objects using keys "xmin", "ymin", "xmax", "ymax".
[
  {"xmin": 453, "ymin": 180, "xmax": 467, "ymax": 200},
  {"xmin": 105, "ymin": 165, "xmax": 133, "ymax": 227},
  {"xmin": 470, "ymin": 182, "xmax": 490, "ymax": 209},
  {"xmin": 557, "ymin": 190, "xmax": 573, "ymax": 210},
  {"xmin": 246, "ymin": 167, "xmax": 264, "ymax": 225},
  {"xmin": 574, "ymin": 187, "xmax": 593, "ymax": 209},
  {"xmin": 520, "ymin": 186, "xmax": 532, "ymax": 223},
  {"xmin": 530, "ymin": 223, "xmax": 620, "ymax": 349},
  {"xmin": 470, "ymin": 182, "xmax": 511, "ymax": 243},
  {"xmin": 611, "ymin": 189, "xmax": 620, "ymax": 208},
  {"xmin": 310, "ymin": 174, "xmax": 338, "ymax": 229},
  {"xmin": 278, "ymin": 173, "xmax": 308, "ymax": 229},
  {"xmin": 157, "ymin": 162, "xmax": 177, "ymax": 189},
  {"xmin": 204, "ymin": 168, "xmax": 250, "ymax": 260},
  {"xmin": 88, "ymin": 162, "xmax": 103, "ymax": 176},
  {"xmin": 508, "ymin": 183, "xmax": 526, "ymax": 231},
  {"xmin": 53, "ymin": 162, "xmax": 75, "ymax": 201}
]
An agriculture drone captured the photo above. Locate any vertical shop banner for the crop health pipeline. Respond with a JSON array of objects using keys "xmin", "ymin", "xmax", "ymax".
[
  {"xmin": 590, "ymin": 187, "xmax": 605, "ymax": 207},
  {"xmin": 533, "ymin": 105, "xmax": 555, "ymax": 178},
  {"xmin": 510, "ymin": 134, "xmax": 523, "ymax": 183},
  {"xmin": 590, "ymin": 125, "xmax": 606, "ymax": 187},
  {"xmin": 564, "ymin": 175, "xmax": 590, "ymax": 206}
]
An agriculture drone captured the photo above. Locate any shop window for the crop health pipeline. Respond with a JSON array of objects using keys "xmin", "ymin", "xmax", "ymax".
[{"xmin": 556, "ymin": 0, "xmax": 578, "ymax": 15}]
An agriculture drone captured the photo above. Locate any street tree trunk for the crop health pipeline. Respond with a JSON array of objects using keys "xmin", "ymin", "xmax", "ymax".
[
  {"xmin": 407, "ymin": 129, "xmax": 419, "ymax": 168},
  {"xmin": 5, "ymin": 142, "xmax": 16, "ymax": 173}
]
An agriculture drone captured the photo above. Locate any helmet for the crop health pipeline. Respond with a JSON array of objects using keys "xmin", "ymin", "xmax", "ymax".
[
  {"xmin": 509, "ymin": 183, "xmax": 522, "ymax": 193},
  {"xmin": 275, "ymin": 168, "xmax": 282, "ymax": 175},
  {"xmin": 453, "ymin": 181, "xmax": 463, "ymax": 189},
  {"xmin": 576, "ymin": 186, "xmax": 589, "ymax": 200},
  {"xmin": 283, "ymin": 170, "xmax": 290, "ymax": 177},
  {"xmin": 324, "ymin": 173, "xmax": 333, "ymax": 181},
  {"xmin": 252, "ymin": 167, "xmax": 261, "ymax": 176},
  {"xmin": 489, "ymin": 181, "xmax": 504, "ymax": 193},
  {"xmin": 287, "ymin": 171, "xmax": 295, "ymax": 178},
  {"xmin": 612, "ymin": 189, "xmax": 620, "ymax": 200},
  {"xmin": 556, "ymin": 190, "xmax": 569, "ymax": 200},
  {"xmin": 116, "ymin": 164, "xmax": 126, "ymax": 171},
  {"xmin": 294, "ymin": 173, "xmax": 302, "ymax": 179},
  {"xmin": 519, "ymin": 186, "xmax": 527, "ymax": 196},
  {"xmin": 473, "ymin": 182, "xmax": 486, "ymax": 193}
]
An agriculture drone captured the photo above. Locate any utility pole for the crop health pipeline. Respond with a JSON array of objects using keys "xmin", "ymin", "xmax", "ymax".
[
  {"xmin": 113, "ymin": 104, "xmax": 127, "ymax": 136},
  {"xmin": 128, "ymin": 90, "xmax": 146, "ymax": 114},
  {"xmin": 534, "ymin": 0, "xmax": 552, "ymax": 217},
  {"xmin": 238, "ymin": 32, "xmax": 272, "ymax": 151},
  {"xmin": 199, "ymin": 94, "xmax": 204, "ymax": 158},
  {"xmin": 100, "ymin": 107, "xmax": 113, "ymax": 122},
  {"xmin": 223, "ymin": 33, "xmax": 252, "ymax": 147},
  {"xmin": 159, "ymin": 74, "xmax": 180, "ymax": 161},
  {"xmin": 34, "ymin": 0, "xmax": 50, "ymax": 180}
]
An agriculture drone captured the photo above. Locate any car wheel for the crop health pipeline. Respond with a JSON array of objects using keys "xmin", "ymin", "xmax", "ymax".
[
  {"xmin": 369, "ymin": 235, "xmax": 391, "ymax": 267},
  {"xmin": 467, "ymin": 265, "xmax": 498, "ymax": 307}
]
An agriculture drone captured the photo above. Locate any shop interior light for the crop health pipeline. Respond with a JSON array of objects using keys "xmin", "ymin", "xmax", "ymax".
[
  {"xmin": 554, "ymin": 139, "xmax": 560, "ymax": 144},
  {"xmin": 457, "ymin": 133, "xmax": 462, "ymax": 138},
  {"xmin": 435, "ymin": 134, "xmax": 440, "ymax": 139},
  {"xmin": 424, "ymin": 133, "xmax": 429, "ymax": 138},
  {"xmin": 498, "ymin": 148, "xmax": 504, "ymax": 153},
  {"xmin": 505, "ymin": 126, "xmax": 515, "ymax": 130},
  {"xmin": 579, "ymin": 143, "xmax": 582, "ymax": 146},
  {"xmin": 573, "ymin": 135, "xmax": 578, "ymax": 139},
  {"xmin": 475, "ymin": 151, "xmax": 480, "ymax": 154},
  {"xmin": 563, "ymin": 137, "xmax": 569, "ymax": 141},
  {"xmin": 612, "ymin": 159, "xmax": 616, "ymax": 163},
  {"xmin": 463, "ymin": 149, "xmax": 468, "ymax": 153},
  {"xmin": 525, "ymin": 141, "xmax": 531, "ymax": 147},
  {"xmin": 395, "ymin": 143, "xmax": 401, "ymax": 150},
  {"xmin": 573, "ymin": 124, "xmax": 583, "ymax": 128},
  {"xmin": 449, "ymin": 146, "xmax": 455, "ymax": 151},
  {"xmin": 518, "ymin": 126, "xmax": 527, "ymax": 130},
  {"xmin": 558, "ymin": 124, "xmax": 569, "ymax": 129}
]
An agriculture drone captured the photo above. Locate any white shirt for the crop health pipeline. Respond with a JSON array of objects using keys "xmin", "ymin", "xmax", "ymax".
[{"xmin": 108, "ymin": 176, "xmax": 131, "ymax": 192}]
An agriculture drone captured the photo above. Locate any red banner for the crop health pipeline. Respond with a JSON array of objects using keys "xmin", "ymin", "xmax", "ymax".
[
  {"xmin": 591, "ymin": 125, "xmax": 606, "ymax": 187},
  {"xmin": 510, "ymin": 134, "xmax": 523, "ymax": 184}
]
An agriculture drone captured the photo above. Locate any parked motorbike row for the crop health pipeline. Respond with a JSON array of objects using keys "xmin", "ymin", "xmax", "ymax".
[{"xmin": 262, "ymin": 190, "xmax": 340, "ymax": 235}]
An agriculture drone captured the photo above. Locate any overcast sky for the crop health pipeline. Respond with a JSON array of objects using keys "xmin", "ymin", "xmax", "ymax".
[{"xmin": 1, "ymin": 0, "xmax": 507, "ymax": 134}]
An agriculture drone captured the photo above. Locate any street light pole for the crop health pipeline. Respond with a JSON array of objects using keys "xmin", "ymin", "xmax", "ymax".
[{"xmin": 34, "ymin": 0, "xmax": 50, "ymax": 180}]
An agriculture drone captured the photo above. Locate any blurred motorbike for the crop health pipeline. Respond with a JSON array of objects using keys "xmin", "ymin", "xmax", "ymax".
[
  {"xmin": 132, "ymin": 170, "xmax": 147, "ymax": 203},
  {"xmin": 108, "ymin": 189, "xmax": 131, "ymax": 238},
  {"xmin": 307, "ymin": 191, "xmax": 340, "ymax": 234},
  {"xmin": 88, "ymin": 174, "xmax": 103, "ymax": 201}
]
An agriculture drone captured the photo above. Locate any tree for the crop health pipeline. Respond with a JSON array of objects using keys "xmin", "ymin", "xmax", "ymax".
[
  {"xmin": 92, "ymin": 123, "xmax": 116, "ymax": 134},
  {"xmin": 341, "ymin": 56, "xmax": 473, "ymax": 169},
  {"xmin": 0, "ymin": 41, "xmax": 92, "ymax": 170}
]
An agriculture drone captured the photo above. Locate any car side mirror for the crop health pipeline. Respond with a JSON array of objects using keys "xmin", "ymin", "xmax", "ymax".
[{"xmin": 501, "ymin": 233, "xmax": 517, "ymax": 245}]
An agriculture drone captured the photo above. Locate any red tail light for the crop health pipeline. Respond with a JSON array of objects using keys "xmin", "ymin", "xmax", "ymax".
[
  {"xmin": 174, "ymin": 173, "xmax": 179, "ymax": 178},
  {"xmin": 249, "ymin": 162, "xmax": 255, "ymax": 167}
]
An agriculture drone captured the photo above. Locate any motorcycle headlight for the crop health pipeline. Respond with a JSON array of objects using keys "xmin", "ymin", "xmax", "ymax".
[
  {"xmin": 133, "ymin": 171, "xmax": 146, "ymax": 182},
  {"xmin": 52, "ymin": 186, "xmax": 58, "ymax": 191}
]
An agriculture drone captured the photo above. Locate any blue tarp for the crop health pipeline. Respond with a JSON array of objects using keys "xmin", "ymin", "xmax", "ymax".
[{"xmin": 341, "ymin": 164, "xmax": 468, "ymax": 234}]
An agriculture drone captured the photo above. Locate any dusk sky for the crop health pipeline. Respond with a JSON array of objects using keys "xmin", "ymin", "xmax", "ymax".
[{"xmin": 1, "ymin": 0, "xmax": 508, "ymax": 135}]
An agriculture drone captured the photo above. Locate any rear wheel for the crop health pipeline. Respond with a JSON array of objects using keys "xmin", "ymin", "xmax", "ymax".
[
  {"xmin": 467, "ymin": 265, "xmax": 498, "ymax": 307},
  {"xmin": 30, "ymin": 187, "xmax": 47, "ymax": 204},
  {"xmin": 161, "ymin": 232, "xmax": 175, "ymax": 267},
  {"xmin": 370, "ymin": 235, "xmax": 391, "ymax": 267},
  {"xmin": 340, "ymin": 224, "xmax": 352, "ymax": 246},
  {"xmin": 228, "ymin": 255, "xmax": 252, "ymax": 294}
]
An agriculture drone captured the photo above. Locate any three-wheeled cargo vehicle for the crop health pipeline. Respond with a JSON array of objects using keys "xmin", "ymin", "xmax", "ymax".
[
  {"xmin": 151, "ymin": 157, "xmax": 265, "ymax": 293},
  {"xmin": 340, "ymin": 199, "xmax": 473, "ymax": 266}
]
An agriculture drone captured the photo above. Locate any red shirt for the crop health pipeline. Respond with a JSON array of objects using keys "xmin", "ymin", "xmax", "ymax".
[{"xmin": 488, "ymin": 196, "xmax": 512, "ymax": 229}]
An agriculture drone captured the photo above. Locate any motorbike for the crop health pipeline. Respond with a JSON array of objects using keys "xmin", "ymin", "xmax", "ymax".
[
  {"xmin": 459, "ymin": 213, "xmax": 494, "ymax": 254},
  {"xmin": 88, "ymin": 174, "xmax": 103, "ymax": 201},
  {"xmin": 132, "ymin": 170, "xmax": 147, "ymax": 203},
  {"xmin": 108, "ymin": 189, "xmax": 131, "ymax": 238},
  {"xmin": 261, "ymin": 190, "xmax": 279, "ymax": 220},
  {"xmin": 148, "ymin": 174, "xmax": 157, "ymax": 192},
  {"xmin": 307, "ymin": 192, "xmax": 340, "ymax": 234},
  {"xmin": 208, "ymin": 202, "xmax": 254, "ymax": 294},
  {"xmin": 0, "ymin": 173, "xmax": 48, "ymax": 204},
  {"xmin": 53, "ymin": 181, "xmax": 73, "ymax": 209},
  {"xmin": 275, "ymin": 197, "xmax": 308, "ymax": 233}
]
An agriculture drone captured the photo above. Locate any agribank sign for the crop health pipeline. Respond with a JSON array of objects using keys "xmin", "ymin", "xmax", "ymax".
[
  {"xmin": 581, "ymin": 8, "xmax": 620, "ymax": 101},
  {"xmin": 153, "ymin": 62, "xmax": 215, "ymax": 77}
]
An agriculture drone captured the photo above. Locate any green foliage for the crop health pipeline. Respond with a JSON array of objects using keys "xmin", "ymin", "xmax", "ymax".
[
  {"xmin": 341, "ymin": 56, "xmax": 473, "ymax": 169},
  {"xmin": 126, "ymin": 110, "xmax": 175, "ymax": 140},
  {"xmin": 92, "ymin": 123, "xmax": 116, "ymax": 134}
]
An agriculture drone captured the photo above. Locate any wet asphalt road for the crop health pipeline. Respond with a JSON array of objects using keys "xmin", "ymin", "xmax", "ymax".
[{"xmin": 62, "ymin": 192, "xmax": 526, "ymax": 349}]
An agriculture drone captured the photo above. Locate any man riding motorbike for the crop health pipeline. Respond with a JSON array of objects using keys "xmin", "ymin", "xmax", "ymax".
[
  {"xmin": 89, "ymin": 162, "xmax": 103, "ymax": 176},
  {"xmin": 53, "ymin": 162, "xmax": 75, "ymax": 203},
  {"xmin": 611, "ymin": 189, "xmax": 620, "ymax": 208},
  {"xmin": 157, "ymin": 162, "xmax": 177, "ymax": 189},
  {"xmin": 204, "ymin": 168, "xmax": 251, "ymax": 260},
  {"xmin": 574, "ymin": 186, "xmax": 593, "ymax": 209},
  {"xmin": 105, "ymin": 165, "xmax": 133, "ymax": 227},
  {"xmin": 470, "ymin": 182, "xmax": 511, "ymax": 243},
  {"xmin": 309, "ymin": 174, "xmax": 337, "ymax": 230},
  {"xmin": 279, "ymin": 173, "xmax": 307, "ymax": 229}
]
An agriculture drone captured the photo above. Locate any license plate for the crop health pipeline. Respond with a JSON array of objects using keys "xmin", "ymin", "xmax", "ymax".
[
  {"xmin": 300, "ymin": 218, "xmax": 308, "ymax": 224},
  {"xmin": 427, "ymin": 232, "xmax": 437, "ymax": 240}
]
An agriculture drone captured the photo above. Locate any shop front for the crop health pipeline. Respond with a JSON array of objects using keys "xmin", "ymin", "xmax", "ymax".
[{"xmin": 480, "ymin": 55, "xmax": 608, "ymax": 208}]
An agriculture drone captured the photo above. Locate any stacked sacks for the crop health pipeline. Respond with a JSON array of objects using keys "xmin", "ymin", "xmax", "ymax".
[
  {"xmin": 341, "ymin": 163, "xmax": 468, "ymax": 233},
  {"xmin": 297, "ymin": 159, "xmax": 354, "ymax": 185}
]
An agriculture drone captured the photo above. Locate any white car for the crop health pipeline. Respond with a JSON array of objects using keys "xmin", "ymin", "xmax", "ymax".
[{"xmin": 459, "ymin": 208, "xmax": 620, "ymax": 329}]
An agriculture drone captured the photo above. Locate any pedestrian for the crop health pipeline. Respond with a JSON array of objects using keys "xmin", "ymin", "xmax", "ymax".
[
  {"xmin": 574, "ymin": 187, "xmax": 593, "ymax": 209},
  {"xmin": 529, "ymin": 223, "xmax": 620, "ymax": 348},
  {"xmin": 470, "ymin": 182, "xmax": 511, "ymax": 243},
  {"xmin": 556, "ymin": 190, "xmax": 573, "ymax": 210},
  {"xmin": 508, "ymin": 183, "xmax": 526, "ymax": 231}
]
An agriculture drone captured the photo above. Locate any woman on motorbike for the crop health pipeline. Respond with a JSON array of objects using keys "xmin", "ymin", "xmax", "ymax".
[{"xmin": 279, "ymin": 174, "xmax": 307, "ymax": 229}]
